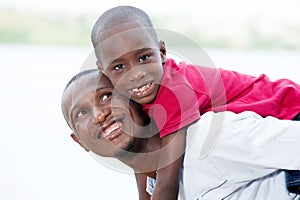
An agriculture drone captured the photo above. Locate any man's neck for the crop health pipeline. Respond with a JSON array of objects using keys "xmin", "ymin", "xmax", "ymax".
[{"xmin": 118, "ymin": 134, "xmax": 161, "ymax": 174}]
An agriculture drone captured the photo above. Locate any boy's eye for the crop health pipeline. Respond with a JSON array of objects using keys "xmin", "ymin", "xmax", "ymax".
[
  {"xmin": 113, "ymin": 64, "xmax": 125, "ymax": 71},
  {"xmin": 138, "ymin": 55, "xmax": 150, "ymax": 63}
]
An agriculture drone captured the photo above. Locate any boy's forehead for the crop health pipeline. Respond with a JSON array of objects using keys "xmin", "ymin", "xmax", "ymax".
[
  {"xmin": 98, "ymin": 20, "xmax": 149, "ymax": 41},
  {"xmin": 96, "ymin": 21, "xmax": 158, "ymax": 66}
]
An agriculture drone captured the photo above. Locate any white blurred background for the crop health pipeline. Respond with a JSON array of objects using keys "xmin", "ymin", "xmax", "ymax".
[{"xmin": 0, "ymin": 0, "xmax": 300, "ymax": 199}]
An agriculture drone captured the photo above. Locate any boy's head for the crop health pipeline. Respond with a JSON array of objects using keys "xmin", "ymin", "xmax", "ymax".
[
  {"xmin": 91, "ymin": 5, "xmax": 157, "ymax": 49},
  {"xmin": 91, "ymin": 6, "xmax": 166, "ymax": 104},
  {"xmin": 61, "ymin": 69, "xmax": 151, "ymax": 158}
]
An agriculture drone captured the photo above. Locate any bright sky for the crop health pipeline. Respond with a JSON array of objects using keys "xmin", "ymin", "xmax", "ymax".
[{"xmin": 1, "ymin": 0, "xmax": 300, "ymax": 24}]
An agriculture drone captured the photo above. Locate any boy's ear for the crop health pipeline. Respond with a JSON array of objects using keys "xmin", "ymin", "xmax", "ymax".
[
  {"xmin": 159, "ymin": 40, "xmax": 167, "ymax": 64},
  {"xmin": 96, "ymin": 61, "xmax": 103, "ymax": 71},
  {"xmin": 71, "ymin": 133, "xmax": 90, "ymax": 152}
]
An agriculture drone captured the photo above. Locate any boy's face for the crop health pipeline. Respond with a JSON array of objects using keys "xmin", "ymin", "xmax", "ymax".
[
  {"xmin": 62, "ymin": 72, "xmax": 147, "ymax": 158},
  {"xmin": 96, "ymin": 21, "xmax": 164, "ymax": 104}
]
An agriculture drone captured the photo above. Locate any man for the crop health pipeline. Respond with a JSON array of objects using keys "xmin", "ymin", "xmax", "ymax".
[{"xmin": 62, "ymin": 69, "xmax": 300, "ymax": 199}]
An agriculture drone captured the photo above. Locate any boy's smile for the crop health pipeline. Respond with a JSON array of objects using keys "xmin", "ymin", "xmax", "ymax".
[{"xmin": 129, "ymin": 81, "xmax": 155, "ymax": 99}]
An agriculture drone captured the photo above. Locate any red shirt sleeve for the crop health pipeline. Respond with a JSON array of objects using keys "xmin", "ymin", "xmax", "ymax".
[{"xmin": 143, "ymin": 60, "xmax": 204, "ymax": 137}]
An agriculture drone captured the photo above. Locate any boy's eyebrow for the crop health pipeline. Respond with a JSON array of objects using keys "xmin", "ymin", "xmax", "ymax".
[
  {"xmin": 107, "ymin": 48, "xmax": 153, "ymax": 66},
  {"xmin": 134, "ymin": 48, "xmax": 152, "ymax": 56},
  {"xmin": 108, "ymin": 57, "xmax": 122, "ymax": 66}
]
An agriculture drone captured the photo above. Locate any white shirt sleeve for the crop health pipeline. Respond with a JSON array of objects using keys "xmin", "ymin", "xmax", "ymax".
[{"xmin": 202, "ymin": 111, "xmax": 300, "ymax": 170}]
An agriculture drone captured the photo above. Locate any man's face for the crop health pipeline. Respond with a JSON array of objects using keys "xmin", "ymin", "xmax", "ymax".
[
  {"xmin": 62, "ymin": 71, "xmax": 147, "ymax": 158},
  {"xmin": 96, "ymin": 21, "xmax": 164, "ymax": 104}
]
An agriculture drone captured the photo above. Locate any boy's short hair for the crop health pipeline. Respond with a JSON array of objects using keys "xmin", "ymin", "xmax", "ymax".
[{"xmin": 91, "ymin": 6, "xmax": 158, "ymax": 54}]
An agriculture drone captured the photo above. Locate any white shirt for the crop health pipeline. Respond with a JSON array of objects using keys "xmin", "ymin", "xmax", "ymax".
[{"xmin": 147, "ymin": 111, "xmax": 300, "ymax": 199}]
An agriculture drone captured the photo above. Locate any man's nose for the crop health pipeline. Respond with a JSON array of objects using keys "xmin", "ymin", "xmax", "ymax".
[{"xmin": 93, "ymin": 107, "xmax": 111, "ymax": 124}]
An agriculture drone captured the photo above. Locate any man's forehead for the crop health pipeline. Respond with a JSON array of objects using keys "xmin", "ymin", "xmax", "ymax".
[
  {"xmin": 71, "ymin": 73, "xmax": 98, "ymax": 90},
  {"xmin": 63, "ymin": 72, "xmax": 100, "ymax": 107},
  {"xmin": 70, "ymin": 72, "xmax": 113, "ymax": 93}
]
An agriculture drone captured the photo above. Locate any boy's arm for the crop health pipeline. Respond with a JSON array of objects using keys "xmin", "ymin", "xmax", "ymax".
[
  {"xmin": 151, "ymin": 128, "xmax": 187, "ymax": 200},
  {"xmin": 135, "ymin": 173, "xmax": 151, "ymax": 200}
]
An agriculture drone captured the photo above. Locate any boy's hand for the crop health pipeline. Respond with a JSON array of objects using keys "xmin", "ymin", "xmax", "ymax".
[
  {"xmin": 135, "ymin": 173, "xmax": 151, "ymax": 200},
  {"xmin": 151, "ymin": 128, "xmax": 187, "ymax": 200}
]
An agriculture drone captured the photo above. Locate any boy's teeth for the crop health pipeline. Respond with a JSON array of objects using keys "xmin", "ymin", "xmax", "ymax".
[
  {"xmin": 103, "ymin": 122, "xmax": 122, "ymax": 137},
  {"xmin": 132, "ymin": 83, "xmax": 151, "ymax": 93}
]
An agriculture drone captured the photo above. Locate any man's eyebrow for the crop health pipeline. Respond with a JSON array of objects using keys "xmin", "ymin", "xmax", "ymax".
[
  {"xmin": 69, "ymin": 104, "xmax": 78, "ymax": 121},
  {"xmin": 68, "ymin": 87, "xmax": 110, "ymax": 118},
  {"xmin": 96, "ymin": 86, "xmax": 112, "ymax": 92}
]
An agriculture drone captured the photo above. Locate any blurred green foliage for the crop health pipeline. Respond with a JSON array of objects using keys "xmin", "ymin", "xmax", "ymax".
[
  {"xmin": 0, "ymin": 8, "xmax": 94, "ymax": 46},
  {"xmin": 1, "ymin": 7, "xmax": 300, "ymax": 49}
]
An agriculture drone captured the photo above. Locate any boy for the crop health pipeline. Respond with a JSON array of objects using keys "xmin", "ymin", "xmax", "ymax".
[
  {"xmin": 91, "ymin": 5, "xmax": 300, "ymax": 199},
  {"xmin": 62, "ymin": 69, "xmax": 300, "ymax": 199}
]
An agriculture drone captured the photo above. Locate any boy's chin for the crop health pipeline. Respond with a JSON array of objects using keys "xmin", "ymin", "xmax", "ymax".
[{"xmin": 132, "ymin": 95, "xmax": 156, "ymax": 105}]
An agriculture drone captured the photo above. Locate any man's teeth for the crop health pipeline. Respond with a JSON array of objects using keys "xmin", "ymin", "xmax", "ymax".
[
  {"xmin": 103, "ymin": 122, "xmax": 122, "ymax": 137},
  {"xmin": 132, "ymin": 82, "xmax": 152, "ymax": 93}
]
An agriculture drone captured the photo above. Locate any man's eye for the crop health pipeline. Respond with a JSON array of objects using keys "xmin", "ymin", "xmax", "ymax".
[
  {"xmin": 100, "ymin": 92, "xmax": 112, "ymax": 103},
  {"xmin": 113, "ymin": 64, "xmax": 124, "ymax": 71},
  {"xmin": 138, "ymin": 55, "xmax": 150, "ymax": 63},
  {"xmin": 76, "ymin": 110, "xmax": 87, "ymax": 119}
]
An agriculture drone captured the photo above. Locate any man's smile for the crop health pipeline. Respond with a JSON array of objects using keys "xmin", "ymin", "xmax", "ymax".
[{"xmin": 102, "ymin": 121, "xmax": 123, "ymax": 139}]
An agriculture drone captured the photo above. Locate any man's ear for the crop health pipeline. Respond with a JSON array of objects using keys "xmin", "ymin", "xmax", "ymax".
[
  {"xmin": 159, "ymin": 40, "xmax": 167, "ymax": 64},
  {"xmin": 96, "ymin": 61, "xmax": 104, "ymax": 71},
  {"xmin": 71, "ymin": 133, "xmax": 90, "ymax": 152}
]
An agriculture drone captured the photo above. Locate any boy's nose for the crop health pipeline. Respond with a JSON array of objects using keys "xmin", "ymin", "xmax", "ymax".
[{"xmin": 130, "ymin": 70, "xmax": 146, "ymax": 82}]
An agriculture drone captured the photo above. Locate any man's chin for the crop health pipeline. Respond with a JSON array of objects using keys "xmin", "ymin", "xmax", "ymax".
[
  {"xmin": 125, "ymin": 142, "xmax": 134, "ymax": 151},
  {"xmin": 115, "ymin": 141, "xmax": 135, "ymax": 157}
]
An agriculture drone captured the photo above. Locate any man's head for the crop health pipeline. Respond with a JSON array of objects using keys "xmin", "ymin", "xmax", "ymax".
[
  {"xmin": 61, "ymin": 69, "xmax": 151, "ymax": 158},
  {"xmin": 91, "ymin": 6, "xmax": 166, "ymax": 104}
]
